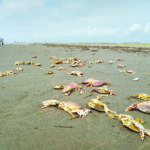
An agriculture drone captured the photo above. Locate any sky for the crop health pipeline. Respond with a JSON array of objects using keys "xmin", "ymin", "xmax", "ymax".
[{"xmin": 0, "ymin": 0, "xmax": 150, "ymax": 43}]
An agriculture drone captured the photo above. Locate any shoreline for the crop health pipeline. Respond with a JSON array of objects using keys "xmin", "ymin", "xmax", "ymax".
[{"xmin": 4, "ymin": 43, "xmax": 150, "ymax": 53}]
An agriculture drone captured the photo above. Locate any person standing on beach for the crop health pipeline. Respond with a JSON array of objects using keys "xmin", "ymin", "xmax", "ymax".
[{"xmin": 0, "ymin": 37, "xmax": 4, "ymax": 45}]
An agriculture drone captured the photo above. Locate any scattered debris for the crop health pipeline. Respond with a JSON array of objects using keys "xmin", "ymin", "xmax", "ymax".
[
  {"xmin": 53, "ymin": 60, "xmax": 63, "ymax": 64},
  {"xmin": 32, "ymin": 56, "xmax": 37, "ymax": 58},
  {"xmin": 133, "ymin": 77, "xmax": 139, "ymax": 81},
  {"xmin": 127, "ymin": 70, "xmax": 136, "ymax": 74},
  {"xmin": 117, "ymin": 58, "xmax": 124, "ymax": 61},
  {"xmin": 58, "ymin": 67, "xmax": 67, "ymax": 71},
  {"xmin": 47, "ymin": 71, "xmax": 54, "ymax": 75},
  {"xmin": 70, "ymin": 61, "xmax": 84, "ymax": 67},
  {"xmin": 89, "ymin": 59, "xmax": 104, "ymax": 64},
  {"xmin": 108, "ymin": 60, "xmax": 114, "ymax": 64},
  {"xmin": 14, "ymin": 61, "xmax": 41, "ymax": 66},
  {"xmin": 119, "ymin": 69, "xmax": 136, "ymax": 74},
  {"xmin": 117, "ymin": 64, "xmax": 126, "ymax": 68},
  {"xmin": 68, "ymin": 71, "xmax": 83, "ymax": 77},
  {"xmin": 49, "ymin": 64, "xmax": 56, "ymax": 68}
]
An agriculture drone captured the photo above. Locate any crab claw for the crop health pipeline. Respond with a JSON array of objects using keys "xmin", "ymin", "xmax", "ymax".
[
  {"xmin": 110, "ymin": 91, "xmax": 117, "ymax": 96},
  {"xmin": 41, "ymin": 100, "xmax": 60, "ymax": 109},
  {"xmin": 103, "ymin": 82, "xmax": 111, "ymax": 86},
  {"xmin": 126, "ymin": 103, "xmax": 138, "ymax": 112}
]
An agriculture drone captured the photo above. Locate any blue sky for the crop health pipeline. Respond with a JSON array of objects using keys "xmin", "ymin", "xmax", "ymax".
[{"xmin": 0, "ymin": 0, "xmax": 150, "ymax": 43}]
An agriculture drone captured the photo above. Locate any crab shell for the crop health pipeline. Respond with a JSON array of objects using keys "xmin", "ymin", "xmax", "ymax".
[
  {"xmin": 66, "ymin": 82, "xmax": 79, "ymax": 89},
  {"xmin": 58, "ymin": 101, "xmax": 90, "ymax": 118},
  {"xmin": 127, "ymin": 101, "xmax": 150, "ymax": 113},
  {"xmin": 62, "ymin": 82, "xmax": 80, "ymax": 95},
  {"xmin": 91, "ymin": 86, "xmax": 117, "ymax": 96},
  {"xmin": 41, "ymin": 99, "xmax": 60, "ymax": 109},
  {"xmin": 58, "ymin": 101, "xmax": 82, "ymax": 110},
  {"xmin": 92, "ymin": 80, "xmax": 110, "ymax": 86},
  {"xmin": 82, "ymin": 78, "xmax": 110, "ymax": 87}
]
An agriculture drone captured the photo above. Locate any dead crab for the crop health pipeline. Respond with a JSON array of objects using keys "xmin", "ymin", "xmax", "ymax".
[
  {"xmin": 68, "ymin": 71, "xmax": 84, "ymax": 77},
  {"xmin": 118, "ymin": 114, "xmax": 150, "ymax": 140},
  {"xmin": 126, "ymin": 101, "xmax": 150, "ymax": 113},
  {"xmin": 89, "ymin": 59, "xmax": 104, "ymax": 64},
  {"xmin": 108, "ymin": 60, "xmax": 114, "ymax": 64},
  {"xmin": 129, "ymin": 93, "xmax": 150, "ymax": 101},
  {"xmin": 82, "ymin": 78, "xmax": 111, "ymax": 87},
  {"xmin": 90, "ymin": 86, "xmax": 117, "ymax": 96},
  {"xmin": 62, "ymin": 82, "xmax": 81, "ymax": 95},
  {"xmin": 119, "ymin": 69, "xmax": 136, "ymax": 74},
  {"xmin": 117, "ymin": 64, "xmax": 126, "ymax": 68},
  {"xmin": 70, "ymin": 61, "xmax": 84, "ymax": 67},
  {"xmin": 0, "ymin": 71, "xmax": 16, "ymax": 77},
  {"xmin": 53, "ymin": 60, "xmax": 63, "ymax": 64},
  {"xmin": 41, "ymin": 100, "xmax": 90, "ymax": 119},
  {"xmin": 117, "ymin": 58, "xmax": 124, "ymax": 61},
  {"xmin": 47, "ymin": 71, "xmax": 54, "ymax": 74},
  {"xmin": 14, "ymin": 61, "xmax": 41, "ymax": 66},
  {"xmin": 88, "ymin": 98, "xmax": 117, "ymax": 118},
  {"xmin": 58, "ymin": 67, "xmax": 67, "ymax": 71}
]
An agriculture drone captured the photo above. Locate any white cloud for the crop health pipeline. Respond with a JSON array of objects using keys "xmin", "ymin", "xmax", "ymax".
[
  {"xmin": 128, "ymin": 23, "xmax": 142, "ymax": 32},
  {"xmin": 144, "ymin": 22, "xmax": 150, "ymax": 33}
]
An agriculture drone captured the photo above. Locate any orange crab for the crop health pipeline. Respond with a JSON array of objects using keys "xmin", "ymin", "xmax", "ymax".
[{"xmin": 41, "ymin": 100, "xmax": 90, "ymax": 119}]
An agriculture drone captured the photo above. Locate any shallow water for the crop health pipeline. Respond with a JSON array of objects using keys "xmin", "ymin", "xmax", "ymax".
[{"xmin": 0, "ymin": 44, "xmax": 150, "ymax": 150}]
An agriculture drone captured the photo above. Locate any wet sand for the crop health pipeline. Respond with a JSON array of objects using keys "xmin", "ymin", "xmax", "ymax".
[{"xmin": 0, "ymin": 43, "xmax": 150, "ymax": 150}]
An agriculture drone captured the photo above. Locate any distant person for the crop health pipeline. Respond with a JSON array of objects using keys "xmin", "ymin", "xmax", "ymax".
[{"xmin": 0, "ymin": 37, "xmax": 4, "ymax": 45}]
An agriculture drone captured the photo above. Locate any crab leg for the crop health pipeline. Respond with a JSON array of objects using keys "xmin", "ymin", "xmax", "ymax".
[
  {"xmin": 84, "ymin": 83, "xmax": 92, "ymax": 87},
  {"xmin": 68, "ymin": 110, "xmax": 75, "ymax": 119},
  {"xmin": 41, "ymin": 105, "xmax": 49, "ymax": 109}
]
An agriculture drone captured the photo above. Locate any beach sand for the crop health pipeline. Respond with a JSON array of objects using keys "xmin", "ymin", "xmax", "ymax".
[{"xmin": 0, "ymin": 43, "xmax": 150, "ymax": 150}]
